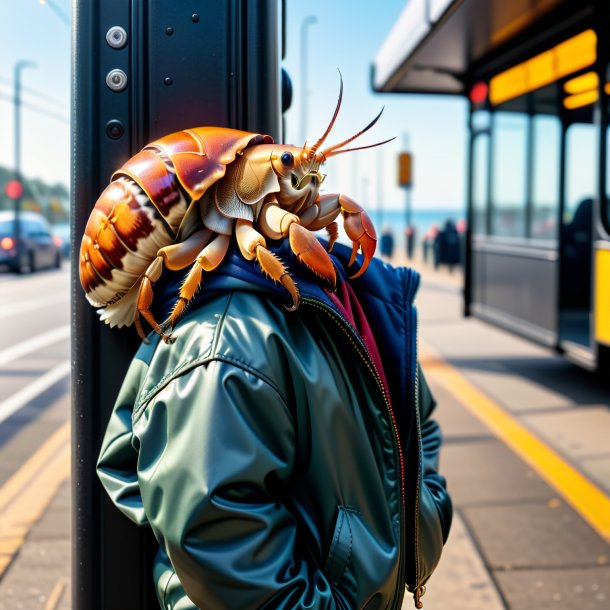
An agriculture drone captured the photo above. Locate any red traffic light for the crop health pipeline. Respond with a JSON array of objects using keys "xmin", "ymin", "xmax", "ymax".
[
  {"xmin": 469, "ymin": 82, "xmax": 488, "ymax": 106},
  {"xmin": 5, "ymin": 179, "xmax": 23, "ymax": 200}
]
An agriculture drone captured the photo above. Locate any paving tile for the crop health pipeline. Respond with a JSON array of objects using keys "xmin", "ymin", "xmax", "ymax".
[
  {"xmin": 424, "ymin": 381, "xmax": 492, "ymax": 441},
  {"xmin": 0, "ymin": 481, "xmax": 70, "ymax": 610},
  {"xmin": 463, "ymin": 367, "xmax": 573, "ymax": 412},
  {"xmin": 522, "ymin": 406, "xmax": 610, "ymax": 462},
  {"xmin": 462, "ymin": 499, "xmax": 610, "ymax": 570},
  {"xmin": 441, "ymin": 439, "xmax": 552, "ymax": 506},
  {"xmin": 581, "ymin": 455, "xmax": 610, "ymax": 493},
  {"xmin": 495, "ymin": 566, "xmax": 610, "ymax": 610}
]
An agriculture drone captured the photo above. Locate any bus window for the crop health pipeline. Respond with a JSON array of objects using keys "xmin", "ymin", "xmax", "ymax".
[
  {"xmin": 565, "ymin": 124, "xmax": 596, "ymax": 224},
  {"xmin": 491, "ymin": 112, "xmax": 528, "ymax": 237},
  {"xmin": 531, "ymin": 115, "xmax": 560, "ymax": 239},
  {"xmin": 605, "ymin": 117, "xmax": 610, "ymax": 235},
  {"xmin": 472, "ymin": 109, "xmax": 491, "ymax": 132},
  {"xmin": 472, "ymin": 133, "xmax": 490, "ymax": 234}
]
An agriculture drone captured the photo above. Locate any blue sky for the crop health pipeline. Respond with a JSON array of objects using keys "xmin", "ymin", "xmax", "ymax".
[
  {"xmin": 0, "ymin": 1, "xmax": 467, "ymax": 211},
  {"xmin": 0, "ymin": 0, "xmax": 70, "ymax": 189},
  {"xmin": 283, "ymin": 1, "xmax": 467, "ymax": 211}
]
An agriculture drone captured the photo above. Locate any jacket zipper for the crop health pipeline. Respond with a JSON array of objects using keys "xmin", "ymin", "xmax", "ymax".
[
  {"xmin": 411, "ymin": 305, "xmax": 425, "ymax": 608},
  {"xmin": 302, "ymin": 296, "xmax": 407, "ymax": 610},
  {"xmin": 403, "ymin": 268, "xmax": 426, "ymax": 609}
]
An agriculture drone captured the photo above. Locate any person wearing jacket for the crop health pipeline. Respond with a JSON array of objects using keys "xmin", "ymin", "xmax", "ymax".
[{"xmin": 97, "ymin": 239, "xmax": 452, "ymax": 610}]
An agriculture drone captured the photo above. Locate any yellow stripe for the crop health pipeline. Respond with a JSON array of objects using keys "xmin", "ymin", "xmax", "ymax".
[
  {"xmin": 0, "ymin": 423, "xmax": 69, "ymax": 511},
  {"xmin": 595, "ymin": 248, "xmax": 610, "ymax": 346},
  {"xmin": 421, "ymin": 349, "xmax": 610, "ymax": 541},
  {"xmin": 0, "ymin": 422, "xmax": 70, "ymax": 577},
  {"xmin": 45, "ymin": 577, "xmax": 68, "ymax": 610}
]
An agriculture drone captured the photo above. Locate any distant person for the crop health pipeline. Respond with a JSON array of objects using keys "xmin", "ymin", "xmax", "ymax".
[
  {"xmin": 380, "ymin": 225, "xmax": 395, "ymax": 260},
  {"xmin": 405, "ymin": 224, "xmax": 416, "ymax": 259},
  {"xmin": 434, "ymin": 219, "xmax": 460, "ymax": 271},
  {"xmin": 423, "ymin": 224, "xmax": 439, "ymax": 264}
]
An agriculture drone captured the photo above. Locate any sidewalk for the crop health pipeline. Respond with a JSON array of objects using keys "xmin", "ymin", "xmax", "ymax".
[{"xmin": 397, "ymin": 252, "xmax": 610, "ymax": 610}]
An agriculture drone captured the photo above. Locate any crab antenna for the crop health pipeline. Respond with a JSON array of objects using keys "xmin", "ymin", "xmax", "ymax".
[
  {"xmin": 323, "ymin": 136, "xmax": 397, "ymax": 159},
  {"xmin": 320, "ymin": 106, "xmax": 385, "ymax": 158},
  {"xmin": 308, "ymin": 71, "xmax": 343, "ymax": 157}
]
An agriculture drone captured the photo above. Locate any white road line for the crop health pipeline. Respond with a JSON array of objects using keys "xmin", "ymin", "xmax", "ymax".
[
  {"xmin": 0, "ymin": 293, "xmax": 68, "ymax": 320},
  {"xmin": 0, "ymin": 361, "xmax": 70, "ymax": 425},
  {"xmin": 0, "ymin": 325, "xmax": 70, "ymax": 367}
]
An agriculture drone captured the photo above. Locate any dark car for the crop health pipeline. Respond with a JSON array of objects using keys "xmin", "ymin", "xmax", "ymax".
[
  {"xmin": 52, "ymin": 222, "xmax": 71, "ymax": 258},
  {"xmin": 0, "ymin": 210, "xmax": 61, "ymax": 273}
]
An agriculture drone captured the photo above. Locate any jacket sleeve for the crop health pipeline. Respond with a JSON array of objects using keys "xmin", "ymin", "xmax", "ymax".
[
  {"xmin": 415, "ymin": 363, "xmax": 453, "ymax": 585},
  {"xmin": 138, "ymin": 359, "xmax": 349, "ymax": 610},
  {"xmin": 97, "ymin": 357, "xmax": 149, "ymax": 527}
]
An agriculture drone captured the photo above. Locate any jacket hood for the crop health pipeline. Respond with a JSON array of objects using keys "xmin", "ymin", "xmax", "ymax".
[{"xmin": 153, "ymin": 237, "xmax": 419, "ymax": 324}]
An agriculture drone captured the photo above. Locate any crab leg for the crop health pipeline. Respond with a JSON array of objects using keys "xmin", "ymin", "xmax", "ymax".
[
  {"xmin": 235, "ymin": 218, "xmax": 300, "ymax": 310},
  {"xmin": 134, "ymin": 229, "xmax": 213, "ymax": 342},
  {"xmin": 136, "ymin": 256, "xmax": 167, "ymax": 342},
  {"xmin": 258, "ymin": 198, "xmax": 299, "ymax": 240},
  {"xmin": 165, "ymin": 233, "xmax": 231, "ymax": 331}
]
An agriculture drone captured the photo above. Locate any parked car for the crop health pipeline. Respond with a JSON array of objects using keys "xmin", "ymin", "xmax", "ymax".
[
  {"xmin": 52, "ymin": 222, "xmax": 71, "ymax": 258},
  {"xmin": 0, "ymin": 210, "xmax": 61, "ymax": 273}
]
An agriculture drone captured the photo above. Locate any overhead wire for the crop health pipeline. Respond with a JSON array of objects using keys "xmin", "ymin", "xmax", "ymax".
[
  {"xmin": 0, "ymin": 92, "xmax": 69, "ymax": 124},
  {"xmin": 0, "ymin": 77, "xmax": 66, "ymax": 110}
]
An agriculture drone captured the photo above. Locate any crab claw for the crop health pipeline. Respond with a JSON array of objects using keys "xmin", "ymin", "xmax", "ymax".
[
  {"xmin": 343, "ymin": 209, "xmax": 377, "ymax": 279},
  {"xmin": 289, "ymin": 223, "xmax": 337, "ymax": 288}
]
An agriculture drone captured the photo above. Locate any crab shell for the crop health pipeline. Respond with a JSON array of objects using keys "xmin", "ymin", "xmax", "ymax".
[{"xmin": 79, "ymin": 127, "xmax": 273, "ymax": 326}]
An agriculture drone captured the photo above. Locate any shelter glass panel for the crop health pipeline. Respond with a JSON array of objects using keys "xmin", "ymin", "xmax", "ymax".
[{"xmin": 491, "ymin": 112, "xmax": 528, "ymax": 237}]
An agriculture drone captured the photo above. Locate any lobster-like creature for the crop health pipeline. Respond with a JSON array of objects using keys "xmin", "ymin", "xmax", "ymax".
[{"xmin": 80, "ymin": 80, "xmax": 391, "ymax": 342}]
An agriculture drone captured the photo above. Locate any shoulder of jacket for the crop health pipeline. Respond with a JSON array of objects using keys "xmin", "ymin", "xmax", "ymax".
[{"xmin": 134, "ymin": 290, "xmax": 303, "ymax": 412}]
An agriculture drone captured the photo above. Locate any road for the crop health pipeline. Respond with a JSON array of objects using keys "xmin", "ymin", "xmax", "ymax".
[{"xmin": 0, "ymin": 265, "xmax": 70, "ymax": 610}]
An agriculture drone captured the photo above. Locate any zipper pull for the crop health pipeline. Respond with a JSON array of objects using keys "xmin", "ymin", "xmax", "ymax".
[{"xmin": 413, "ymin": 585, "xmax": 426, "ymax": 608}]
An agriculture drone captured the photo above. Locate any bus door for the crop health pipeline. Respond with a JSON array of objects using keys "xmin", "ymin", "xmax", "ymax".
[{"xmin": 558, "ymin": 99, "xmax": 597, "ymax": 363}]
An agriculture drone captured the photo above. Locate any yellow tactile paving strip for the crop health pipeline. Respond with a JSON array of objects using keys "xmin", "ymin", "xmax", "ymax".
[
  {"xmin": 421, "ymin": 347, "xmax": 610, "ymax": 542},
  {"xmin": 0, "ymin": 422, "xmax": 70, "ymax": 576}
]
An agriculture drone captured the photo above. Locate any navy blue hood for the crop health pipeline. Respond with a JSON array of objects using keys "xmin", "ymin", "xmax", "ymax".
[{"xmin": 152, "ymin": 237, "xmax": 420, "ymax": 439}]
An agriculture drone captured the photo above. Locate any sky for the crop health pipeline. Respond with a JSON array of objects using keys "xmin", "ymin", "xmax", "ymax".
[
  {"xmin": 0, "ymin": 0, "xmax": 70, "ymax": 189},
  {"xmin": 0, "ymin": 0, "xmax": 467, "ymax": 212},
  {"xmin": 282, "ymin": 1, "xmax": 467, "ymax": 212}
]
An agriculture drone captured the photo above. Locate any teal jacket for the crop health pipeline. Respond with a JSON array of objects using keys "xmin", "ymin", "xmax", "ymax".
[{"xmin": 97, "ymin": 242, "xmax": 452, "ymax": 609}]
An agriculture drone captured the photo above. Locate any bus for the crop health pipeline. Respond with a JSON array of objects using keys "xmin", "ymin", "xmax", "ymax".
[{"xmin": 373, "ymin": 0, "xmax": 610, "ymax": 371}]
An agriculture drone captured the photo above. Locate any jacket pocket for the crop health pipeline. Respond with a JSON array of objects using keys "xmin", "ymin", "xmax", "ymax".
[{"xmin": 324, "ymin": 506, "xmax": 398, "ymax": 609}]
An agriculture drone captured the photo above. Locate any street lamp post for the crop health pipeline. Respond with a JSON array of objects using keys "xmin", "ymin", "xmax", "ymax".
[
  {"xmin": 300, "ymin": 16, "xmax": 317, "ymax": 144},
  {"xmin": 13, "ymin": 60, "xmax": 36, "ymax": 255}
]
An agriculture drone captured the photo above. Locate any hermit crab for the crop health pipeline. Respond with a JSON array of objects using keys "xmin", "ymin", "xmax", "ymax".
[{"xmin": 80, "ymin": 79, "xmax": 392, "ymax": 342}]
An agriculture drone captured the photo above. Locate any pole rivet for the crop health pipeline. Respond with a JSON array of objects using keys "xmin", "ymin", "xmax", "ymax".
[
  {"xmin": 164, "ymin": 77, "xmax": 173, "ymax": 86},
  {"xmin": 106, "ymin": 69, "xmax": 128, "ymax": 92},
  {"xmin": 191, "ymin": 14, "xmax": 200, "ymax": 23},
  {"xmin": 106, "ymin": 26, "xmax": 127, "ymax": 49},
  {"xmin": 165, "ymin": 26, "xmax": 174, "ymax": 36}
]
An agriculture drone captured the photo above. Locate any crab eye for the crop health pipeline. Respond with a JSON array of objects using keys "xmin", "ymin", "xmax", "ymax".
[{"xmin": 281, "ymin": 152, "xmax": 294, "ymax": 167}]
